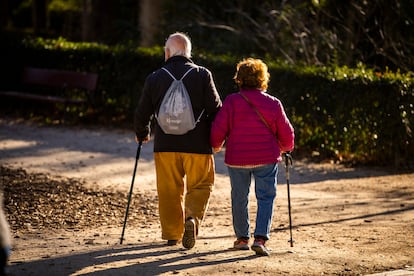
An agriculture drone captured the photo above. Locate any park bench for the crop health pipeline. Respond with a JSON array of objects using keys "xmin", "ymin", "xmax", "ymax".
[{"xmin": 0, "ymin": 66, "xmax": 99, "ymax": 110}]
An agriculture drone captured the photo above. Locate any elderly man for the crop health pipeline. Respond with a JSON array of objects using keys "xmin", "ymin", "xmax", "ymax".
[{"xmin": 133, "ymin": 32, "xmax": 222, "ymax": 249}]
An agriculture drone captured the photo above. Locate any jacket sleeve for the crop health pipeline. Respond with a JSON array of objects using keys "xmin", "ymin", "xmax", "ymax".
[
  {"xmin": 275, "ymin": 102, "xmax": 295, "ymax": 152},
  {"xmin": 133, "ymin": 74, "xmax": 155, "ymax": 139},
  {"xmin": 210, "ymin": 97, "xmax": 231, "ymax": 148},
  {"xmin": 203, "ymin": 68, "xmax": 222, "ymax": 122}
]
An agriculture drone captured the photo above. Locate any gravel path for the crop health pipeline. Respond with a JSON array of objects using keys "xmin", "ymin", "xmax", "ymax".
[{"xmin": 1, "ymin": 118, "xmax": 413, "ymax": 276}]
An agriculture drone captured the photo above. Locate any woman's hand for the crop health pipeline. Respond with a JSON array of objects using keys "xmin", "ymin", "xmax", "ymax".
[{"xmin": 212, "ymin": 147, "xmax": 222, "ymax": 153}]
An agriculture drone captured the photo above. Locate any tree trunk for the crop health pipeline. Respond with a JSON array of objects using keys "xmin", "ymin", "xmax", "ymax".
[
  {"xmin": 140, "ymin": 0, "xmax": 162, "ymax": 47},
  {"xmin": 81, "ymin": 0, "xmax": 93, "ymax": 41}
]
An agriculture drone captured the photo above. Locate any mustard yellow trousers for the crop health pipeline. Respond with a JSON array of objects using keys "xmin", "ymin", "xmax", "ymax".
[{"xmin": 154, "ymin": 152, "xmax": 215, "ymax": 241}]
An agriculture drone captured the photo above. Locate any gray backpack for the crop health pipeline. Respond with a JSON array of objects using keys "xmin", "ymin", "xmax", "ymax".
[{"xmin": 155, "ymin": 67, "xmax": 205, "ymax": 135}]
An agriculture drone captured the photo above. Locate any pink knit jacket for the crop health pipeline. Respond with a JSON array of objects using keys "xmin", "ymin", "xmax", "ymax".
[{"xmin": 210, "ymin": 89, "xmax": 295, "ymax": 166}]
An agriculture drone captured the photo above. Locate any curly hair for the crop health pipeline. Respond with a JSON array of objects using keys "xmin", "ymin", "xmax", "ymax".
[{"xmin": 233, "ymin": 58, "xmax": 270, "ymax": 91}]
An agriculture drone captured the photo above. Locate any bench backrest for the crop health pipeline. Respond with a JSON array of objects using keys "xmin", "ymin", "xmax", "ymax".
[{"xmin": 23, "ymin": 67, "xmax": 98, "ymax": 91}]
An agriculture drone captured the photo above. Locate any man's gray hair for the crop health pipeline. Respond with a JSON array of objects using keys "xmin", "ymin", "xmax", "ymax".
[{"xmin": 165, "ymin": 32, "xmax": 192, "ymax": 58}]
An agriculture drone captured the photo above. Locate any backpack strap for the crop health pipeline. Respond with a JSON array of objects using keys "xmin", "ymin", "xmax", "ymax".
[
  {"xmin": 161, "ymin": 67, "xmax": 194, "ymax": 81},
  {"xmin": 195, "ymin": 109, "xmax": 205, "ymax": 123},
  {"xmin": 180, "ymin": 67, "xmax": 194, "ymax": 80}
]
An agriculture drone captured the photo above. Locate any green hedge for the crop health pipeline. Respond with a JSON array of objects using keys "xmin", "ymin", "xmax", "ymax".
[
  {"xmin": 269, "ymin": 65, "xmax": 413, "ymax": 167},
  {"xmin": 1, "ymin": 33, "xmax": 413, "ymax": 167}
]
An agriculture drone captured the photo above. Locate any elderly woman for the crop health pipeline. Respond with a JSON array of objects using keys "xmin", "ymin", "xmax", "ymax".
[{"xmin": 210, "ymin": 58, "xmax": 294, "ymax": 256}]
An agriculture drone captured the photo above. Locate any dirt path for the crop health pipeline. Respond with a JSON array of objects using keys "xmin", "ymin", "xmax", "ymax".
[{"xmin": 0, "ymin": 119, "xmax": 413, "ymax": 276}]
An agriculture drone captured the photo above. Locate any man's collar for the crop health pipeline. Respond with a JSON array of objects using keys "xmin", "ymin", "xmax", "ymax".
[{"xmin": 165, "ymin": 55, "xmax": 193, "ymax": 64}]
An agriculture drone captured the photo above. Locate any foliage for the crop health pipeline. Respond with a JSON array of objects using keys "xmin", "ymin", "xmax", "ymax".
[
  {"xmin": 5, "ymin": 1, "xmax": 414, "ymax": 73},
  {"xmin": 268, "ymin": 62, "xmax": 414, "ymax": 166},
  {"xmin": 48, "ymin": 0, "xmax": 81, "ymax": 12},
  {"xmin": 161, "ymin": 0, "xmax": 414, "ymax": 73}
]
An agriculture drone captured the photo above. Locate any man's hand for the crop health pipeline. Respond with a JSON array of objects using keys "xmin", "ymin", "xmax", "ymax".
[{"xmin": 135, "ymin": 134, "xmax": 150, "ymax": 144}]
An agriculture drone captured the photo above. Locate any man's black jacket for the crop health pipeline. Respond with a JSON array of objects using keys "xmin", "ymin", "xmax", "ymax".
[{"xmin": 133, "ymin": 55, "xmax": 222, "ymax": 154}]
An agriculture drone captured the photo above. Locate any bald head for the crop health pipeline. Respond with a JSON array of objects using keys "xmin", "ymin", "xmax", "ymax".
[{"xmin": 165, "ymin": 32, "xmax": 192, "ymax": 61}]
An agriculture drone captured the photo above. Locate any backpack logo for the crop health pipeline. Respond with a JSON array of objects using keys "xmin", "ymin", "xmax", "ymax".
[{"xmin": 156, "ymin": 67, "xmax": 204, "ymax": 135}]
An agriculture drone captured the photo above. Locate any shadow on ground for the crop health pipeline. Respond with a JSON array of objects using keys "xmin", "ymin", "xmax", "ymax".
[{"xmin": 8, "ymin": 242, "xmax": 258, "ymax": 276}]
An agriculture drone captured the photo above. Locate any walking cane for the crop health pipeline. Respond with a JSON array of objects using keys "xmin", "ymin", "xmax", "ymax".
[
  {"xmin": 284, "ymin": 152, "xmax": 294, "ymax": 247},
  {"xmin": 120, "ymin": 141, "xmax": 143, "ymax": 244}
]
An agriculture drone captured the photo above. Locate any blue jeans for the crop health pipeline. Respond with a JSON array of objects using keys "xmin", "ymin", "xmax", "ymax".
[{"xmin": 227, "ymin": 163, "xmax": 278, "ymax": 240}]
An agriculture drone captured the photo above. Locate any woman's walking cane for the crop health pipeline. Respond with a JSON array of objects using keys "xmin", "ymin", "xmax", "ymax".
[
  {"xmin": 284, "ymin": 152, "xmax": 294, "ymax": 247},
  {"xmin": 120, "ymin": 141, "xmax": 143, "ymax": 244}
]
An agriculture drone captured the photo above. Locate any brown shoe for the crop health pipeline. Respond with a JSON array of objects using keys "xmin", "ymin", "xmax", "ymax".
[
  {"xmin": 233, "ymin": 238, "xmax": 249, "ymax": 250},
  {"xmin": 251, "ymin": 238, "xmax": 270, "ymax": 256},
  {"xmin": 182, "ymin": 218, "xmax": 196, "ymax": 249}
]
